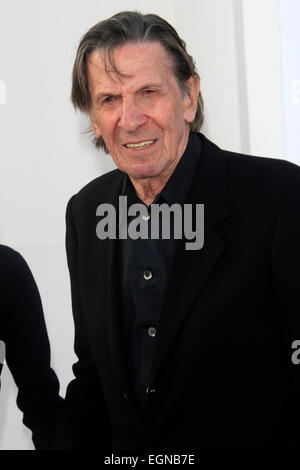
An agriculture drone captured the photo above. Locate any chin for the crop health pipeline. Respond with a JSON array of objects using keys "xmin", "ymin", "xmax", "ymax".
[{"xmin": 128, "ymin": 163, "xmax": 162, "ymax": 180}]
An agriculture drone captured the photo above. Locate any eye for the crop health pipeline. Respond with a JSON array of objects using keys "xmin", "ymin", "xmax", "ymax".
[
  {"xmin": 103, "ymin": 96, "xmax": 114, "ymax": 103},
  {"xmin": 143, "ymin": 89, "xmax": 155, "ymax": 95}
]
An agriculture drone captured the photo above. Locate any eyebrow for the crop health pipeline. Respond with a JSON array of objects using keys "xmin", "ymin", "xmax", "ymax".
[
  {"xmin": 94, "ymin": 83, "xmax": 163, "ymax": 104},
  {"xmin": 138, "ymin": 83, "xmax": 162, "ymax": 91}
]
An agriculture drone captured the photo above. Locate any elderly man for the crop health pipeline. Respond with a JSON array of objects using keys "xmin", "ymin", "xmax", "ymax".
[{"xmin": 57, "ymin": 11, "xmax": 300, "ymax": 450}]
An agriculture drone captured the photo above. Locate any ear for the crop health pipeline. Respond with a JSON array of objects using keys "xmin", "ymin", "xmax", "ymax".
[
  {"xmin": 183, "ymin": 75, "xmax": 200, "ymax": 124},
  {"xmin": 87, "ymin": 109, "xmax": 102, "ymax": 139}
]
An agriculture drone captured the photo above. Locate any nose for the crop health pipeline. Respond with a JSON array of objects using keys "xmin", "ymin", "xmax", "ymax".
[{"xmin": 118, "ymin": 97, "xmax": 147, "ymax": 132}]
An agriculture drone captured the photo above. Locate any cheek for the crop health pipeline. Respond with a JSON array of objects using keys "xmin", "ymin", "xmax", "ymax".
[
  {"xmin": 96, "ymin": 113, "xmax": 116, "ymax": 139},
  {"xmin": 163, "ymin": 119, "xmax": 185, "ymax": 145},
  {"xmin": 158, "ymin": 102, "xmax": 185, "ymax": 132}
]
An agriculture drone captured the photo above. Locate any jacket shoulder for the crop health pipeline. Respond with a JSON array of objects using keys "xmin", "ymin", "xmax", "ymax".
[
  {"xmin": 0, "ymin": 246, "xmax": 35, "ymax": 299},
  {"xmin": 201, "ymin": 133, "xmax": 299, "ymax": 191},
  {"xmin": 200, "ymin": 132, "xmax": 299, "ymax": 181},
  {"xmin": 199, "ymin": 133, "xmax": 300, "ymax": 216},
  {"xmin": 77, "ymin": 168, "xmax": 123, "ymax": 201},
  {"xmin": 68, "ymin": 168, "xmax": 123, "ymax": 219},
  {"xmin": 226, "ymin": 150, "xmax": 300, "ymax": 200},
  {"xmin": 0, "ymin": 245, "xmax": 26, "ymax": 275},
  {"xmin": 226, "ymin": 148, "xmax": 299, "ymax": 177}
]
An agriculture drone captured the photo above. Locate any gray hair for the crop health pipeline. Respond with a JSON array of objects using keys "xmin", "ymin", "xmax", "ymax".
[{"xmin": 71, "ymin": 11, "xmax": 204, "ymax": 152}]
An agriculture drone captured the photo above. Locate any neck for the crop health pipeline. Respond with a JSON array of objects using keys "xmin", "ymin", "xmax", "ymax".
[{"xmin": 130, "ymin": 176, "xmax": 170, "ymax": 206}]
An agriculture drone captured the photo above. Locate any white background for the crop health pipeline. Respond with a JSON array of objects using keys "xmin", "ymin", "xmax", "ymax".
[{"xmin": 0, "ymin": 0, "xmax": 298, "ymax": 449}]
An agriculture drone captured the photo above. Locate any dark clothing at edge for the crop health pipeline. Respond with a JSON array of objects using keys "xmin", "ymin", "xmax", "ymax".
[{"xmin": 0, "ymin": 245, "xmax": 63, "ymax": 449}]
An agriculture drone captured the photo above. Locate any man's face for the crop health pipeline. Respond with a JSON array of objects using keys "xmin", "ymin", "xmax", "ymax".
[{"xmin": 87, "ymin": 41, "xmax": 199, "ymax": 181}]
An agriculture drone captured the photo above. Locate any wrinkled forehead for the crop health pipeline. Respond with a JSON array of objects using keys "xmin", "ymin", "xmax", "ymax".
[
  {"xmin": 87, "ymin": 41, "xmax": 174, "ymax": 85},
  {"xmin": 87, "ymin": 49, "xmax": 133, "ymax": 85}
]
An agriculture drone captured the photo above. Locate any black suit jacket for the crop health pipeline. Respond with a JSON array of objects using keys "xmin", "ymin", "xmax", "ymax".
[
  {"xmin": 58, "ymin": 133, "xmax": 300, "ymax": 450},
  {"xmin": 0, "ymin": 245, "xmax": 63, "ymax": 449}
]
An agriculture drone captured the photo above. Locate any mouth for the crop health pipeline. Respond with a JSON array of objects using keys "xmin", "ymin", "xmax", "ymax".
[{"xmin": 123, "ymin": 139, "xmax": 157, "ymax": 150}]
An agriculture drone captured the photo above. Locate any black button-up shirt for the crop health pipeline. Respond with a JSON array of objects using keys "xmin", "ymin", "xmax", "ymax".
[{"xmin": 119, "ymin": 132, "xmax": 202, "ymax": 415}]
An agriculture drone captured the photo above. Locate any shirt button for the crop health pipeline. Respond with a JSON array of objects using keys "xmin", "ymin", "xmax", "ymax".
[
  {"xmin": 148, "ymin": 326, "xmax": 156, "ymax": 337},
  {"xmin": 143, "ymin": 270, "xmax": 152, "ymax": 280}
]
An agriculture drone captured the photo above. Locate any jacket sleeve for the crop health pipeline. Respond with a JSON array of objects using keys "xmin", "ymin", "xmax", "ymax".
[
  {"xmin": 55, "ymin": 195, "xmax": 112, "ymax": 450},
  {"xmin": 2, "ymin": 248, "xmax": 63, "ymax": 450},
  {"xmin": 271, "ymin": 166, "xmax": 300, "ymax": 449}
]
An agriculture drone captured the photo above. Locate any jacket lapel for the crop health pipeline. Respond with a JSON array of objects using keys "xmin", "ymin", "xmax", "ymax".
[
  {"xmin": 94, "ymin": 181, "xmax": 131, "ymax": 390},
  {"xmin": 150, "ymin": 135, "xmax": 228, "ymax": 382},
  {"xmin": 94, "ymin": 181, "xmax": 143, "ymax": 421}
]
